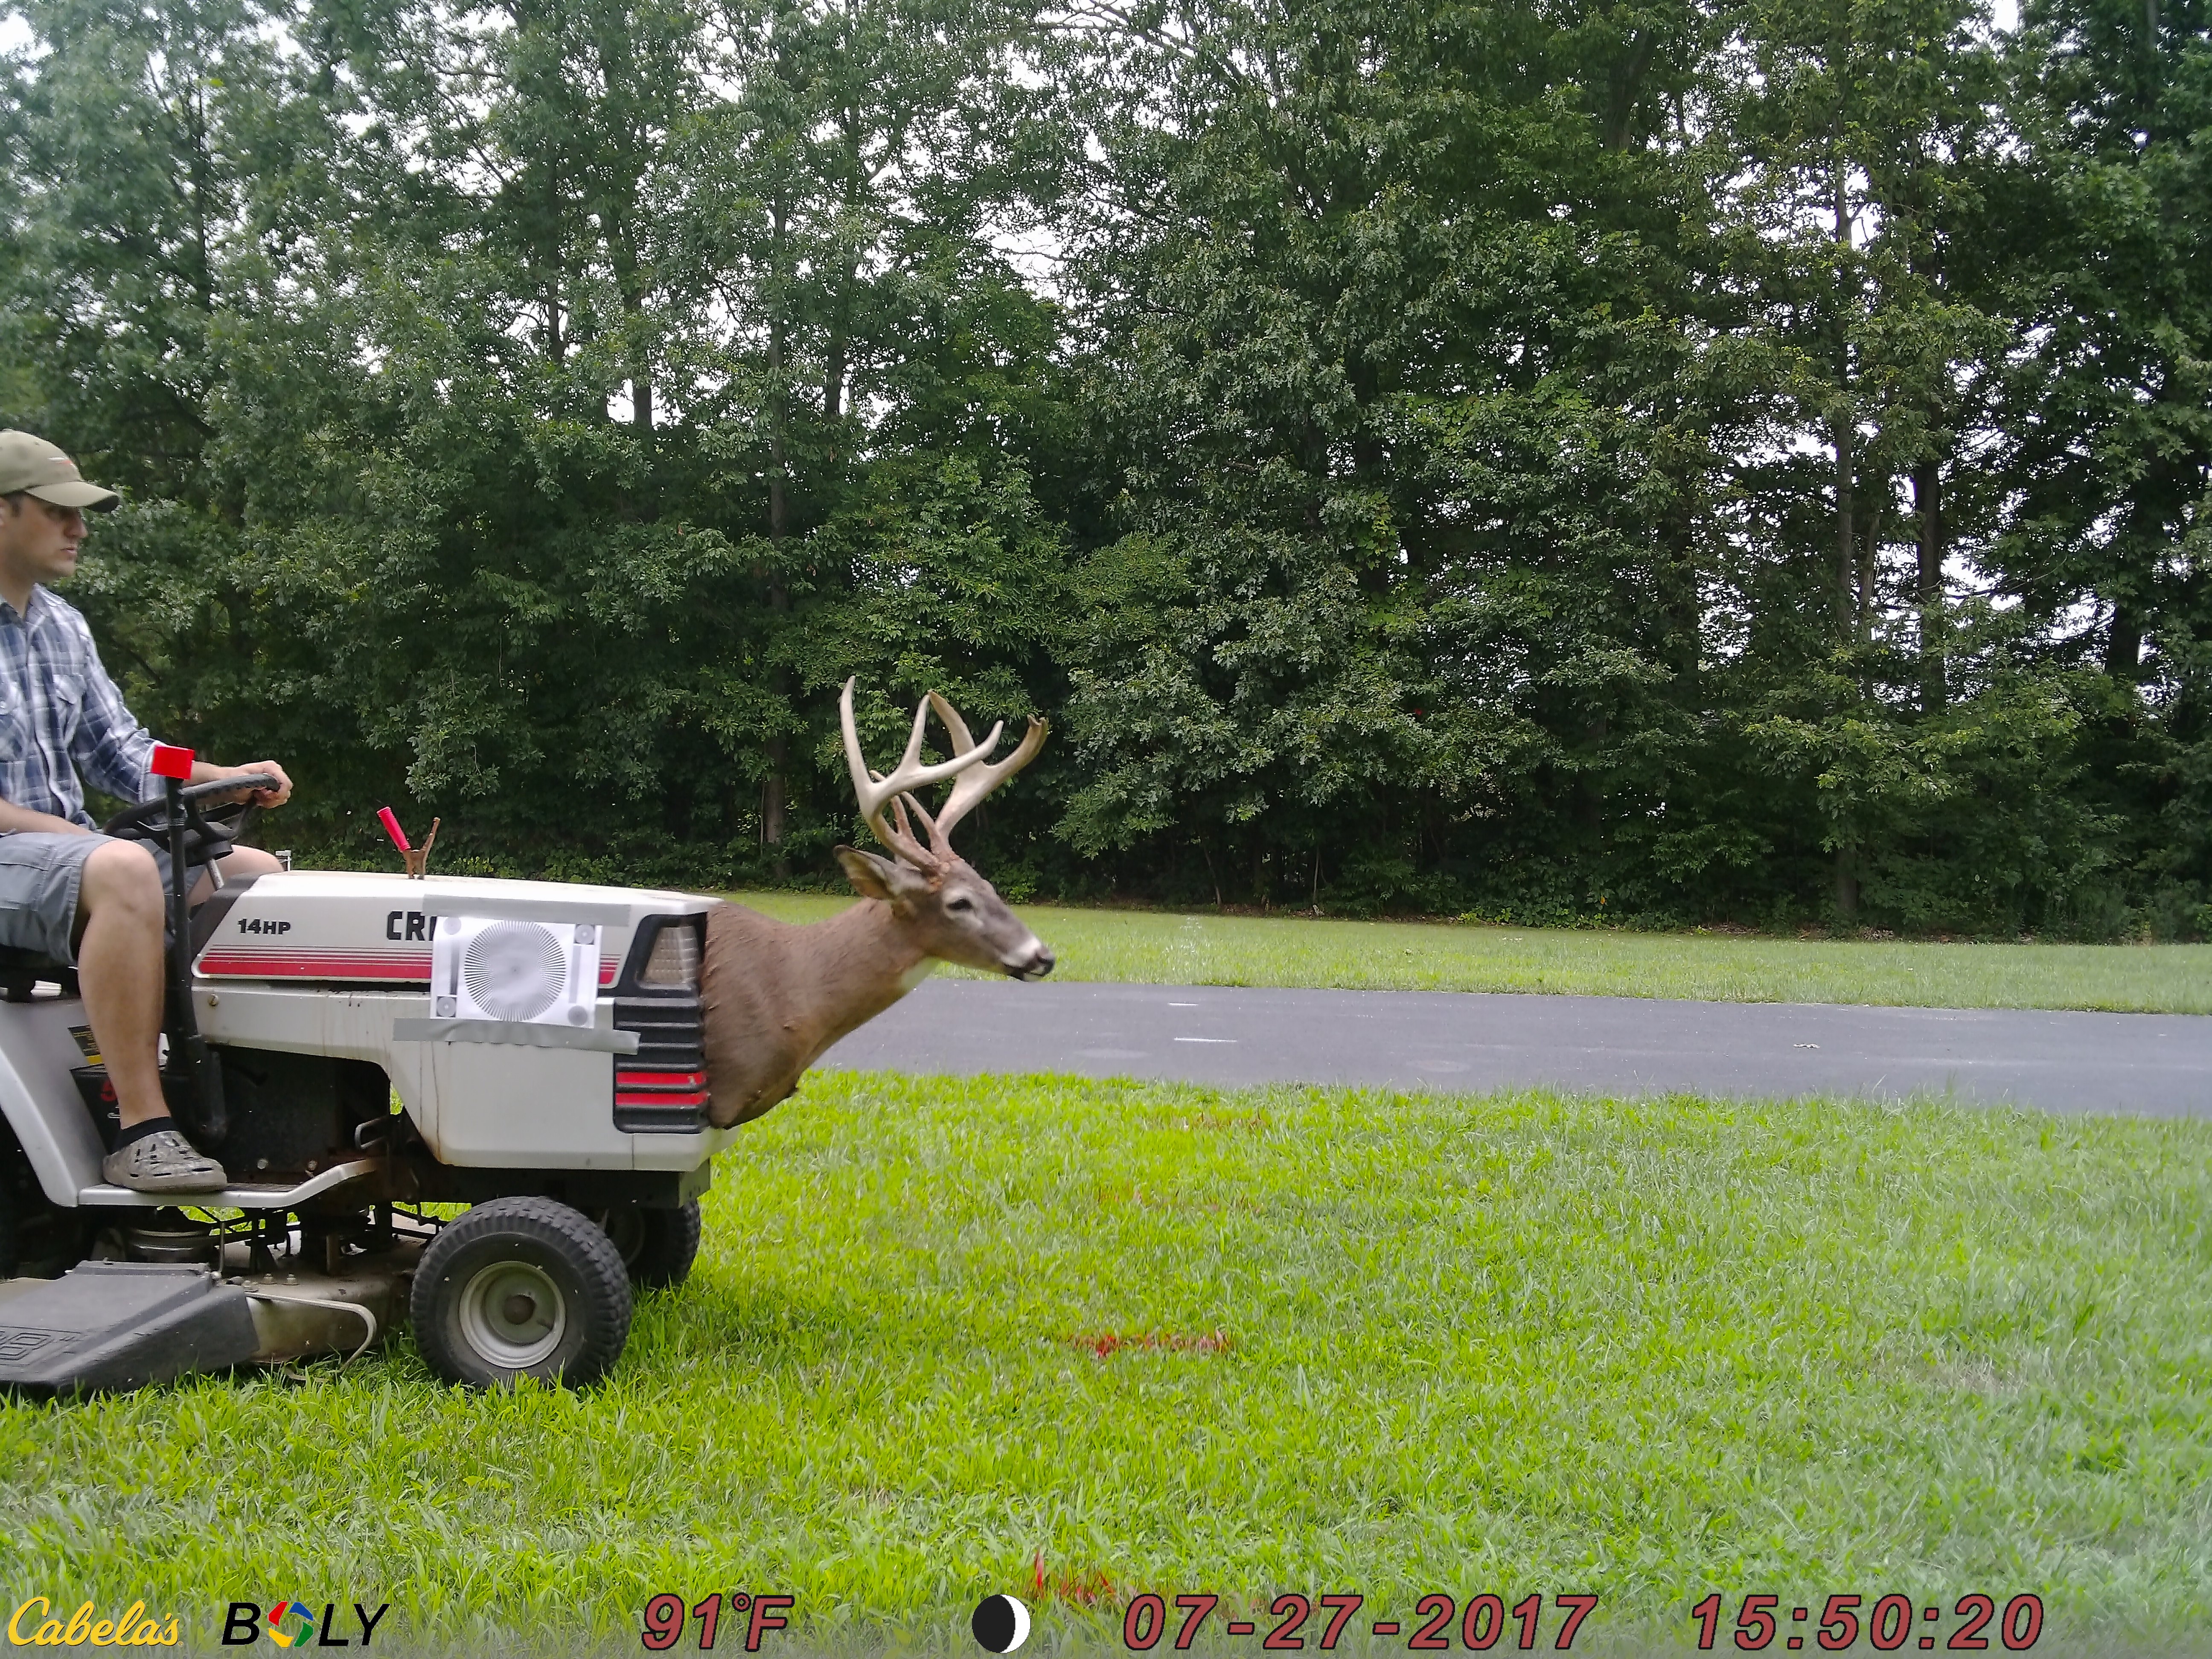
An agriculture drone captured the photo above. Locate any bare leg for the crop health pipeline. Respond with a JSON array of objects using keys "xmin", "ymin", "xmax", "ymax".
[
  {"xmin": 81, "ymin": 843, "xmax": 284, "ymax": 1132},
  {"xmin": 76, "ymin": 841, "xmax": 169, "ymax": 1132}
]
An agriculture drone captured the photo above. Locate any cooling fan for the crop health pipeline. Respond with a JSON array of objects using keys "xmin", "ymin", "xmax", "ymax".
[{"xmin": 431, "ymin": 916, "xmax": 602, "ymax": 1028}]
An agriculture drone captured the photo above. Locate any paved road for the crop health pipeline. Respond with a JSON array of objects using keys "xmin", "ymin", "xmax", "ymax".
[{"xmin": 819, "ymin": 979, "xmax": 2212, "ymax": 1116}]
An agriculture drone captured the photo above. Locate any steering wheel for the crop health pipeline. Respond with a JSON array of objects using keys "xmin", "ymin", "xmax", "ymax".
[{"xmin": 100, "ymin": 773, "xmax": 281, "ymax": 865}]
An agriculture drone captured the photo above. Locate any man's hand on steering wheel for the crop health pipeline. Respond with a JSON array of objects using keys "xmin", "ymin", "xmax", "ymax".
[{"xmin": 195, "ymin": 760, "xmax": 292, "ymax": 808}]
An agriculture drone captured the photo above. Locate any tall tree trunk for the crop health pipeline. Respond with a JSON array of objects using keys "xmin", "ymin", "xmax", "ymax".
[
  {"xmin": 824, "ymin": 323, "xmax": 847, "ymax": 423},
  {"xmin": 1833, "ymin": 421, "xmax": 1861, "ymax": 920},
  {"xmin": 178, "ymin": 38, "xmax": 217, "ymax": 318},
  {"xmin": 763, "ymin": 196, "xmax": 793, "ymax": 877},
  {"xmin": 1856, "ymin": 485, "xmax": 1882, "ymax": 630},
  {"xmin": 1833, "ymin": 409, "xmax": 1857, "ymax": 641},
  {"xmin": 1602, "ymin": 32, "xmax": 1656, "ymax": 151},
  {"xmin": 1657, "ymin": 483, "xmax": 1700, "ymax": 683},
  {"xmin": 542, "ymin": 159, "xmax": 566, "ymax": 365},
  {"xmin": 1831, "ymin": 158, "xmax": 1859, "ymax": 647},
  {"xmin": 2105, "ymin": 602, "xmax": 2143, "ymax": 681},
  {"xmin": 1915, "ymin": 460, "xmax": 1945, "ymax": 713},
  {"xmin": 1832, "ymin": 447, "xmax": 1860, "ymax": 919},
  {"xmin": 1831, "ymin": 155, "xmax": 1861, "ymax": 923},
  {"xmin": 763, "ymin": 562, "xmax": 791, "ymax": 877}
]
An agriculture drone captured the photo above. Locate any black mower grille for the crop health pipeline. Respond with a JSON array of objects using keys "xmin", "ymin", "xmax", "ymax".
[{"xmin": 611, "ymin": 996, "xmax": 708, "ymax": 1132}]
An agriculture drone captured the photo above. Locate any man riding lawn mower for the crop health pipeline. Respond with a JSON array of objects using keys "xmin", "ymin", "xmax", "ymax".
[{"xmin": 0, "ymin": 431, "xmax": 1055, "ymax": 1395}]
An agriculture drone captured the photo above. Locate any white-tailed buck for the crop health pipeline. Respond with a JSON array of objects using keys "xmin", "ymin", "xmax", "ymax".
[{"xmin": 699, "ymin": 679, "xmax": 1053, "ymax": 1126}]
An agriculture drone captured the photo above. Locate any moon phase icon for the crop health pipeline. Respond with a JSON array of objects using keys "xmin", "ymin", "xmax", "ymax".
[{"xmin": 970, "ymin": 1594, "xmax": 1030, "ymax": 1653}]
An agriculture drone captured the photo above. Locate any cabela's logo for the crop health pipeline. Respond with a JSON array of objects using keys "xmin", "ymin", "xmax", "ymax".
[{"xmin": 6, "ymin": 1599, "xmax": 181, "ymax": 1648}]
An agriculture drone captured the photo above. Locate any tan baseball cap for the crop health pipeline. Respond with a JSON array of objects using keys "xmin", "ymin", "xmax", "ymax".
[{"xmin": 0, "ymin": 430, "xmax": 119, "ymax": 511}]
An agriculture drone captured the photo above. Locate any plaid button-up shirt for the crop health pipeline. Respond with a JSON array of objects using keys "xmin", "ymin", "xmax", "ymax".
[{"xmin": 0, "ymin": 586, "xmax": 156, "ymax": 828}]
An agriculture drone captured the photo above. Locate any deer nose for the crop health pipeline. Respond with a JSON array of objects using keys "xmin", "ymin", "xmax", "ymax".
[{"xmin": 1013, "ymin": 944, "xmax": 1054, "ymax": 981}]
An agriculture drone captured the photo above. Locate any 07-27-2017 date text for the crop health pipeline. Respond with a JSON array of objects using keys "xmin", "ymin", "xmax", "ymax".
[{"xmin": 1121, "ymin": 1593, "xmax": 1599, "ymax": 1650}]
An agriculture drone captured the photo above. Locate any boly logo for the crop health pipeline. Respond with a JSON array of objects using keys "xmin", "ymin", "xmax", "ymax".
[
  {"xmin": 265, "ymin": 1607, "xmax": 314, "ymax": 1650},
  {"xmin": 221, "ymin": 1604, "xmax": 390, "ymax": 1649},
  {"xmin": 6, "ymin": 1598, "xmax": 182, "ymax": 1647}
]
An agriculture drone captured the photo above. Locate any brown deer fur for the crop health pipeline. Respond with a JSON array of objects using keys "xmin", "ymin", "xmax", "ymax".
[
  {"xmin": 696, "ymin": 683, "xmax": 1054, "ymax": 1128},
  {"xmin": 700, "ymin": 897, "xmax": 929, "ymax": 1127}
]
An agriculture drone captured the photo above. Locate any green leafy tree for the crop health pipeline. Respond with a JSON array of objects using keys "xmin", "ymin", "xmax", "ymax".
[
  {"xmin": 1052, "ymin": 0, "xmax": 1738, "ymax": 914},
  {"xmin": 3, "ymin": 0, "xmax": 2202, "ymax": 931},
  {"xmin": 1986, "ymin": 0, "xmax": 2212, "ymax": 928},
  {"xmin": 1711, "ymin": 0, "xmax": 2030, "ymax": 920}
]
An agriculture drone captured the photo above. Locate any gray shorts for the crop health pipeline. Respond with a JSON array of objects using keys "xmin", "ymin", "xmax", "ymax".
[{"xmin": 0, "ymin": 832, "xmax": 180, "ymax": 964}]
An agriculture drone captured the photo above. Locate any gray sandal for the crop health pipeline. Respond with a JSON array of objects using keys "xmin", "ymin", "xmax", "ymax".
[{"xmin": 102, "ymin": 1129, "xmax": 228, "ymax": 1193}]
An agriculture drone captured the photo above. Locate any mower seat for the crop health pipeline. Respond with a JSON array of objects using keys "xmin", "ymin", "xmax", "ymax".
[{"xmin": 0, "ymin": 945, "xmax": 77, "ymax": 1002}]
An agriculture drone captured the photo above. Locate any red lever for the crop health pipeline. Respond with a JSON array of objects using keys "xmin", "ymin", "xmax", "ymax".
[
  {"xmin": 149, "ymin": 744, "xmax": 194, "ymax": 780},
  {"xmin": 376, "ymin": 806, "xmax": 410, "ymax": 852}
]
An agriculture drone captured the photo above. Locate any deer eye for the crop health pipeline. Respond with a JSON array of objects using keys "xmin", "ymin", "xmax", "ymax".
[{"xmin": 945, "ymin": 896, "xmax": 973, "ymax": 913}]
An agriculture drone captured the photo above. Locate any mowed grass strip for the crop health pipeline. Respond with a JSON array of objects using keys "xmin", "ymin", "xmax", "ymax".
[
  {"xmin": 1, "ymin": 1074, "xmax": 2205, "ymax": 1654},
  {"xmin": 727, "ymin": 893, "xmax": 2212, "ymax": 1014}
]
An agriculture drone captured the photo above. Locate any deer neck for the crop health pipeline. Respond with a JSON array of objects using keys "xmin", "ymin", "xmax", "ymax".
[
  {"xmin": 709, "ymin": 897, "xmax": 940, "ymax": 1128},
  {"xmin": 786, "ymin": 896, "xmax": 934, "ymax": 1049}
]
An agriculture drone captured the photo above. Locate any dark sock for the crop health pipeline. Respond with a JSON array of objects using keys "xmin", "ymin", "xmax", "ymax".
[{"xmin": 117, "ymin": 1115, "xmax": 177, "ymax": 1147}]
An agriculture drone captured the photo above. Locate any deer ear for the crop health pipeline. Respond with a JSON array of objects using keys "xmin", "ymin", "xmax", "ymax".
[{"xmin": 835, "ymin": 845, "xmax": 930, "ymax": 904}]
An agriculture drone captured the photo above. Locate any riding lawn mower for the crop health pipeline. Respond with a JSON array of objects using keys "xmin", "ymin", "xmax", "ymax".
[{"xmin": 0, "ymin": 756, "xmax": 733, "ymax": 1394}]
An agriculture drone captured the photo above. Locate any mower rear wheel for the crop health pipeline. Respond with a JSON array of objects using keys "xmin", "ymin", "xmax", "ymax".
[
  {"xmin": 410, "ymin": 1197, "xmax": 632, "ymax": 1388},
  {"xmin": 594, "ymin": 1199, "xmax": 703, "ymax": 1290}
]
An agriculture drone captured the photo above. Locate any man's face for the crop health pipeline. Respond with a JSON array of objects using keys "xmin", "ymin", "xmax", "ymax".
[{"xmin": 0, "ymin": 495, "xmax": 88, "ymax": 587}]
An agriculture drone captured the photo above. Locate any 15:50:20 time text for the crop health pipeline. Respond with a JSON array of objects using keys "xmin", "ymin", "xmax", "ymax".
[{"xmin": 1691, "ymin": 1593, "xmax": 2044, "ymax": 1652}]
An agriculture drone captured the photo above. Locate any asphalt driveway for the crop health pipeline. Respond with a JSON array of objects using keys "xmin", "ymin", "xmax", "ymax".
[{"xmin": 819, "ymin": 978, "xmax": 2212, "ymax": 1116}]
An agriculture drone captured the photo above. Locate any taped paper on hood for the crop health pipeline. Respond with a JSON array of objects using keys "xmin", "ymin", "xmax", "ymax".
[{"xmin": 430, "ymin": 916, "xmax": 601, "ymax": 1029}]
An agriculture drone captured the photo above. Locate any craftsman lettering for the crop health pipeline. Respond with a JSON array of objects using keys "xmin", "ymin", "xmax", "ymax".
[{"xmin": 383, "ymin": 912, "xmax": 433, "ymax": 942}]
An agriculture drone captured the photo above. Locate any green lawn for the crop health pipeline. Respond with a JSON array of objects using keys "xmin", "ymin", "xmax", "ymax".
[
  {"xmin": 2, "ymin": 1074, "xmax": 2205, "ymax": 1654},
  {"xmin": 725, "ymin": 892, "xmax": 2212, "ymax": 1014}
]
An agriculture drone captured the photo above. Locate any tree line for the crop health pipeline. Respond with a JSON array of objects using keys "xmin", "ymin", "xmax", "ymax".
[{"xmin": 2, "ymin": 0, "xmax": 2206, "ymax": 934}]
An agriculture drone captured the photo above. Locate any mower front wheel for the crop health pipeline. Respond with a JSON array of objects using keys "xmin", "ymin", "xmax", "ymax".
[{"xmin": 411, "ymin": 1197, "xmax": 633, "ymax": 1388}]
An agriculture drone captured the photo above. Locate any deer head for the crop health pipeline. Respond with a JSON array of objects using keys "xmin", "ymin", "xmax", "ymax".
[{"xmin": 834, "ymin": 678, "xmax": 1054, "ymax": 981}]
